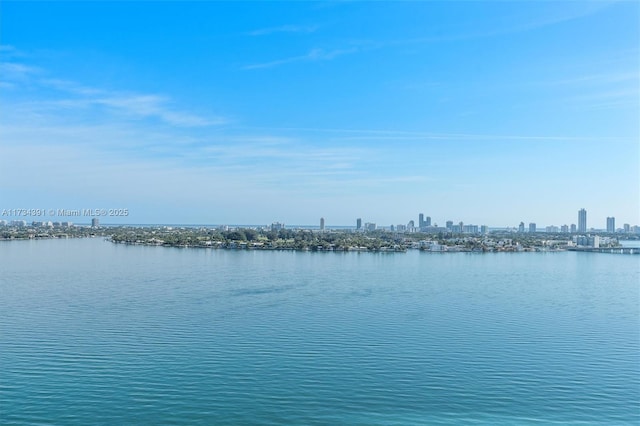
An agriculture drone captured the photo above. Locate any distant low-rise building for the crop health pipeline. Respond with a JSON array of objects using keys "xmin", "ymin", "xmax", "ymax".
[
  {"xmin": 463, "ymin": 225, "xmax": 478, "ymax": 234},
  {"xmin": 271, "ymin": 222, "xmax": 285, "ymax": 231},
  {"xmin": 574, "ymin": 235, "xmax": 600, "ymax": 248}
]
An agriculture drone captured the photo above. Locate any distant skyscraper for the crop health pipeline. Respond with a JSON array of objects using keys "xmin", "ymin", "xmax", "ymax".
[
  {"xmin": 570, "ymin": 224, "xmax": 577, "ymax": 233},
  {"xmin": 606, "ymin": 217, "xmax": 615, "ymax": 233},
  {"xmin": 624, "ymin": 223, "xmax": 630, "ymax": 233},
  {"xmin": 426, "ymin": 216, "xmax": 431, "ymax": 227},
  {"xmin": 91, "ymin": 218, "xmax": 99, "ymax": 228},
  {"xmin": 578, "ymin": 208, "xmax": 587, "ymax": 233},
  {"xmin": 320, "ymin": 217, "xmax": 325, "ymax": 231},
  {"xmin": 561, "ymin": 224, "xmax": 569, "ymax": 233},
  {"xmin": 446, "ymin": 220, "xmax": 453, "ymax": 230},
  {"xmin": 529, "ymin": 223, "xmax": 536, "ymax": 233},
  {"xmin": 419, "ymin": 213, "xmax": 425, "ymax": 228},
  {"xmin": 356, "ymin": 218, "xmax": 362, "ymax": 230},
  {"xmin": 518, "ymin": 222, "xmax": 525, "ymax": 233}
]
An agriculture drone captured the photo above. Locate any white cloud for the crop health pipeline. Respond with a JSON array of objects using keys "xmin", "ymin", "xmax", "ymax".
[
  {"xmin": 247, "ymin": 24, "xmax": 319, "ymax": 36},
  {"xmin": 0, "ymin": 62, "xmax": 40, "ymax": 80},
  {"xmin": 241, "ymin": 2, "xmax": 615, "ymax": 72},
  {"xmin": 242, "ymin": 47, "xmax": 358, "ymax": 70},
  {"xmin": 94, "ymin": 94, "xmax": 226, "ymax": 127},
  {"xmin": 4, "ymin": 78, "xmax": 226, "ymax": 128},
  {"xmin": 39, "ymin": 78, "xmax": 103, "ymax": 95},
  {"xmin": 0, "ymin": 57, "xmax": 227, "ymax": 128}
]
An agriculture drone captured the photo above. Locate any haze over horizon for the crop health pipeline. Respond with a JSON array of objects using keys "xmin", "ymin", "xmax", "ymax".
[{"xmin": 1, "ymin": 2, "xmax": 638, "ymax": 227}]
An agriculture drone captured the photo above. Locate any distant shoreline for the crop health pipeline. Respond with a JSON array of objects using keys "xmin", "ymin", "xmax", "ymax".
[{"xmin": 2, "ymin": 225, "xmax": 638, "ymax": 254}]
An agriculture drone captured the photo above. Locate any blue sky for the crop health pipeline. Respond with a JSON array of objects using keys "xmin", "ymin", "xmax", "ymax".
[{"xmin": 0, "ymin": 1, "xmax": 638, "ymax": 227}]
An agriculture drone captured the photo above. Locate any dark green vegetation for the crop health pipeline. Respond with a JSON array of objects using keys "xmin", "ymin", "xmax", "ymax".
[
  {"xmin": 109, "ymin": 228, "xmax": 405, "ymax": 252},
  {"xmin": 1, "ymin": 225, "xmax": 627, "ymax": 253}
]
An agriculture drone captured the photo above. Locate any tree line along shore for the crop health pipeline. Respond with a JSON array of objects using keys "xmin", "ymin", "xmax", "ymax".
[{"xmin": 2, "ymin": 224, "xmax": 629, "ymax": 253}]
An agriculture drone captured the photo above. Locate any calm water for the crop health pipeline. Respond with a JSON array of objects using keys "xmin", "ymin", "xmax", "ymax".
[{"xmin": 1, "ymin": 239, "xmax": 638, "ymax": 425}]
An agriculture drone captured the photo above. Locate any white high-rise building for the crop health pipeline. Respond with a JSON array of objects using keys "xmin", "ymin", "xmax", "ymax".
[{"xmin": 578, "ymin": 209, "xmax": 587, "ymax": 233}]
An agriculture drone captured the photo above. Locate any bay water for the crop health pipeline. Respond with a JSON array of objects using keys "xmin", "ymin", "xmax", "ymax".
[{"xmin": 1, "ymin": 238, "xmax": 638, "ymax": 424}]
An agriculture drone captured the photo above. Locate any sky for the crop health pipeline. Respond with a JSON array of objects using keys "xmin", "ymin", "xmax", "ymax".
[{"xmin": 0, "ymin": 1, "xmax": 638, "ymax": 228}]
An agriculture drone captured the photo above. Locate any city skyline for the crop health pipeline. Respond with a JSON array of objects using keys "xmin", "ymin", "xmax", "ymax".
[
  {"xmin": 1, "ymin": 2, "xmax": 638, "ymax": 226},
  {"xmin": 2, "ymin": 207, "xmax": 636, "ymax": 233}
]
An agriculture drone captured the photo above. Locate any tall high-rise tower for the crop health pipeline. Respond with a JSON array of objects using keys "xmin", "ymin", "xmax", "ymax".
[
  {"xmin": 356, "ymin": 218, "xmax": 362, "ymax": 230},
  {"xmin": 419, "ymin": 213, "xmax": 425, "ymax": 229},
  {"xmin": 606, "ymin": 217, "xmax": 615, "ymax": 233},
  {"xmin": 578, "ymin": 208, "xmax": 587, "ymax": 233},
  {"xmin": 320, "ymin": 217, "xmax": 325, "ymax": 231}
]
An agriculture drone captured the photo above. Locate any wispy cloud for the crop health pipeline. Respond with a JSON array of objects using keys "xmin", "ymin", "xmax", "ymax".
[
  {"xmin": 396, "ymin": 2, "xmax": 612, "ymax": 45},
  {"xmin": 0, "ymin": 62, "xmax": 40, "ymax": 79},
  {"xmin": 1, "ymin": 60, "xmax": 227, "ymax": 127},
  {"xmin": 247, "ymin": 24, "xmax": 319, "ymax": 36},
  {"xmin": 245, "ymin": 126, "xmax": 628, "ymax": 143},
  {"xmin": 241, "ymin": 3, "xmax": 616, "ymax": 71},
  {"xmin": 0, "ymin": 45, "xmax": 22, "ymax": 57},
  {"xmin": 243, "ymin": 47, "xmax": 358, "ymax": 70},
  {"xmin": 537, "ymin": 71, "xmax": 639, "ymax": 87},
  {"xmin": 0, "ymin": 117, "xmax": 368, "ymax": 196},
  {"xmin": 21, "ymin": 92, "xmax": 227, "ymax": 127},
  {"xmin": 39, "ymin": 78, "xmax": 103, "ymax": 95},
  {"xmin": 96, "ymin": 94, "xmax": 226, "ymax": 127},
  {"xmin": 564, "ymin": 88, "xmax": 640, "ymax": 111}
]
